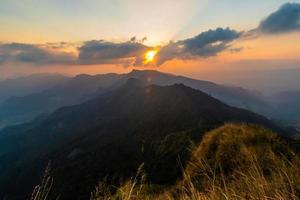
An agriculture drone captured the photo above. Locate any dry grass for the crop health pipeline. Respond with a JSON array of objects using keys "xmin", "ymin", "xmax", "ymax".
[
  {"xmin": 179, "ymin": 156, "xmax": 300, "ymax": 200},
  {"xmin": 30, "ymin": 163, "xmax": 56, "ymax": 200},
  {"xmin": 90, "ymin": 157, "xmax": 300, "ymax": 200},
  {"xmin": 30, "ymin": 124, "xmax": 300, "ymax": 200},
  {"xmin": 91, "ymin": 124, "xmax": 300, "ymax": 200}
]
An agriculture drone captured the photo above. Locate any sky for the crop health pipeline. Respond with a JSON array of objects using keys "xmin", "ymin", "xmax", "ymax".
[{"xmin": 0, "ymin": 0, "xmax": 300, "ymax": 81}]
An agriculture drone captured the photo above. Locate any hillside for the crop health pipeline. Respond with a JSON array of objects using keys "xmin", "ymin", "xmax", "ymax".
[
  {"xmin": 0, "ymin": 80, "xmax": 278, "ymax": 199},
  {"xmin": 90, "ymin": 124, "xmax": 300, "ymax": 200}
]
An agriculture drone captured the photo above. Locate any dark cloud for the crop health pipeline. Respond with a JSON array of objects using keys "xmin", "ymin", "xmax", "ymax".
[
  {"xmin": 45, "ymin": 42, "xmax": 77, "ymax": 50},
  {"xmin": 156, "ymin": 28, "xmax": 241, "ymax": 65},
  {"xmin": 258, "ymin": 3, "xmax": 300, "ymax": 34},
  {"xmin": 78, "ymin": 40, "xmax": 149, "ymax": 66},
  {"xmin": 0, "ymin": 29, "xmax": 241, "ymax": 67},
  {"xmin": 0, "ymin": 43, "xmax": 76, "ymax": 65}
]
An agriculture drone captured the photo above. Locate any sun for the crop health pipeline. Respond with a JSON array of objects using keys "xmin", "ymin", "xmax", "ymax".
[{"xmin": 145, "ymin": 50, "xmax": 157, "ymax": 63}]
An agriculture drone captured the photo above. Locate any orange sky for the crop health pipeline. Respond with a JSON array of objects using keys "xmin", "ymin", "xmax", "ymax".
[{"xmin": 0, "ymin": 1, "xmax": 300, "ymax": 80}]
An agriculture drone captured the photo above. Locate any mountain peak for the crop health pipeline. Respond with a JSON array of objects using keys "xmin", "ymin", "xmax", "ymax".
[
  {"xmin": 130, "ymin": 69, "xmax": 158, "ymax": 73},
  {"xmin": 128, "ymin": 69, "xmax": 170, "ymax": 76},
  {"xmin": 124, "ymin": 78, "xmax": 145, "ymax": 87}
]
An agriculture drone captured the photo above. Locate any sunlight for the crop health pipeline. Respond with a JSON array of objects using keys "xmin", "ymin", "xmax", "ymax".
[{"xmin": 145, "ymin": 50, "xmax": 157, "ymax": 63}]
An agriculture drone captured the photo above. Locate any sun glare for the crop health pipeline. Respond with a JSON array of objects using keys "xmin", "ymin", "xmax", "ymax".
[{"xmin": 145, "ymin": 50, "xmax": 157, "ymax": 63}]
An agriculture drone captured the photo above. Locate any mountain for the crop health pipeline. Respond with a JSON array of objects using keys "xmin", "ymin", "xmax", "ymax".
[
  {"xmin": 263, "ymin": 89, "xmax": 300, "ymax": 132},
  {"xmin": 0, "ymin": 73, "xmax": 121, "ymax": 128},
  {"xmin": 0, "ymin": 70, "xmax": 268, "ymax": 129},
  {"xmin": 0, "ymin": 73, "xmax": 69, "ymax": 103},
  {"xmin": 0, "ymin": 74, "xmax": 69, "ymax": 129},
  {"xmin": 127, "ymin": 70, "xmax": 267, "ymax": 111},
  {"xmin": 0, "ymin": 79, "xmax": 280, "ymax": 199},
  {"xmin": 126, "ymin": 70, "xmax": 274, "ymax": 122},
  {"xmin": 197, "ymin": 68, "xmax": 300, "ymax": 96}
]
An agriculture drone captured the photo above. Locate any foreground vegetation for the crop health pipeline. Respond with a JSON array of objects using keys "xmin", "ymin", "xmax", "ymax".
[
  {"xmin": 33, "ymin": 124, "xmax": 300, "ymax": 200},
  {"xmin": 90, "ymin": 124, "xmax": 300, "ymax": 200}
]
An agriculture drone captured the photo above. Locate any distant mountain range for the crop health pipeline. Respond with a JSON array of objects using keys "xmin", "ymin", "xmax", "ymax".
[
  {"xmin": 0, "ymin": 78, "xmax": 280, "ymax": 199},
  {"xmin": 0, "ymin": 73, "xmax": 121, "ymax": 128},
  {"xmin": 268, "ymin": 89, "xmax": 300, "ymax": 130},
  {"xmin": 0, "ymin": 73, "xmax": 69, "ymax": 103},
  {"xmin": 0, "ymin": 74, "xmax": 69, "ymax": 129},
  {"xmin": 0, "ymin": 70, "xmax": 269, "ymax": 129}
]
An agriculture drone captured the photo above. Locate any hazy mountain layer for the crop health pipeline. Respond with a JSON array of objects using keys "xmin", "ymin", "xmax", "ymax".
[{"xmin": 0, "ymin": 70, "xmax": 268, "ymax": 129}]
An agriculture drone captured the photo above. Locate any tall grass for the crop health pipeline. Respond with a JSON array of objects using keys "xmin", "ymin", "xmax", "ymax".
[
  {"xmin": 179, "ymin": 156, "xmax": 300, "ymax": 200},
  {"xmin": 30, "ymin": 163, "xmax": 55, "ymax": 200},
  {"xmin": 90, "ymin": 156, "xmax": 299, "ymax": 200},
  {"xmin": 30, "ymin": 124, "xmax": 300, "ymax": 200},
  {"xmin": 90, "ymin": 164, "xmax": 149, "ymax": 200},
  {"xmin": 91, "ymin": 124, "xmax": 300, "ymax": 200}
]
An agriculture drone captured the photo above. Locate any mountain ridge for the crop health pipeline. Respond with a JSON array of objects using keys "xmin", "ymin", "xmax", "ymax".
[
  {"xmin": 0, "ymin": 79, "xmax": 282, "ymax": 199},
  {"xmin": 0, "ymin": 70, "xmax": 268, "ymax": 129}
]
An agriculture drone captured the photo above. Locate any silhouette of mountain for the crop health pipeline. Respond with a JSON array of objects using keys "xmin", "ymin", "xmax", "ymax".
[
  {"xmin": 0, "ymin": 73, "xmax": 69, "ymax": 103},
  {"xmin": 0, "ymin": 79, "xmax": 279, "ymax": 199},
  {"xmin": 0, "ymin": 73, "xmax": 121, "ymax": 128},
  {"xmin": 127, "ymin": 70, "xmax": 267, "ymax": 110},
  {"xmin": 0, "ymin": 70, "xmax": 268, "ymax": 129},
  {"xmin": 273, "ymin": 90, "xmax": 300, "ymax": 121},
  {"xmin": 260, "ymin": 89, "xmax": 300, "ymax": 133}
]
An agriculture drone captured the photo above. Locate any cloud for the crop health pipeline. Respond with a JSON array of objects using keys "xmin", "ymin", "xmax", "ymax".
[
  {"xmin": 0, "ymin": 40, "xmax": 150, "ymax": 67},
  {"xmin": 156, "ymin": 28, "xmax": 241, "ymax": 65},
  {"xmin": 44, "ymin": 42, "xmax": 78, "ymax": 50},
  {"xmin": 0, "ymin": 43, "xmax": 76, "ymax": 65},
  {"xmin": 1, "ymin": 2, "xmax": 300, "ymax": 69},
  {"xmin": 78, "ymin": 40, "xmax": 149, "ymax": 66},
  {"xmin": 0, "ymin": 29, "xmax": 241, "ymax": 67},
  {"xmin": 258, "ymin": 3, "xmax": 300, "ymax": 34}
]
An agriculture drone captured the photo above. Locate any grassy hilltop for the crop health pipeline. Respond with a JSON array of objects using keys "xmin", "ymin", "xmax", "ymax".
[{"xmin": 33, "ymin": 124, "xmax": 300, "ymax": 200}]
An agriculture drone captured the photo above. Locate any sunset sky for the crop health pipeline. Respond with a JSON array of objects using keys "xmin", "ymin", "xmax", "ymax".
[{"xmin": 0, "ymin": 0, "xmax": 300, "ymax": 80}]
